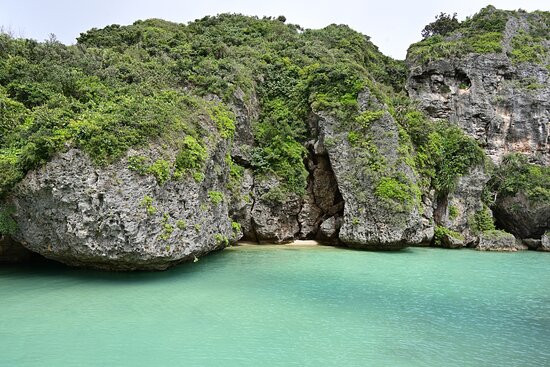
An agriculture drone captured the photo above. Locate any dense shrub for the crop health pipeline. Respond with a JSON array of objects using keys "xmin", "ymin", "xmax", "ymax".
[
  {"xmin": 408, "ymin": 6, "xmax": 548, "ymax": 64},
  {"xmin": 421, "ymin": 13, "xmax": 460, "ymax": 39},
  {"xmin": 488, "ymin": 153, "xmax": 550, "ymax": 202}
]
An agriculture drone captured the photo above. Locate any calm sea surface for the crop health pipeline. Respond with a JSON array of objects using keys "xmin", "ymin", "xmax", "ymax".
[{"xmin": 1, "ymin": 245, "xmax": 549, "ymax": 366}]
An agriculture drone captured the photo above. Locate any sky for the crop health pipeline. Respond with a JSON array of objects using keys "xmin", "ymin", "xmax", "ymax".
[{"xmin": 0, "ymin": 0, "xmax": 548, "ymax": 59}]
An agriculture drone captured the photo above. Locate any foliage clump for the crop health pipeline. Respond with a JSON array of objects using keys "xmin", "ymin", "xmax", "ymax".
[
  {"xmin": 433, "ymin": 225, "xmax": 464, "ymax": 246},
  {"xmin": 140, "ymin": 195, "xmax": 157, "ymax": 216},
  {"xmin": 208, "ymin": 191, "xmax": 224, "ymax": 205},
  {"xmin": 469, "ymin": 205, "xmax": 495, "ymax": 234},
  {"xmin": 408, "ymin": 6, "xmax": 548, "ymax": 64},
  {"xmin": 0, "ymin": 205, "xmax": 17, "ymax": 235},
  {"xmin": 487, "ymin": 153, "xmax": 550, "ymax": 202},
  {"xmin": 421, "ymin": 12, "xmax": 460, "ymax": 39},
  {"xmin": 174, "ymin": 136, "xmax": 207, "ymax": 182}
]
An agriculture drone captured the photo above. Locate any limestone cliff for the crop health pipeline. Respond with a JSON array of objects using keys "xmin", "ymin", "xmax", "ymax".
[{"xmin": 0, "ymin": 8, "xmax": 548, "ymax": 270}]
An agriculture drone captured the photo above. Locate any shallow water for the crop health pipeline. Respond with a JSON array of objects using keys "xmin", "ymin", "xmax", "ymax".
[{"xmin": 0, "ymin": 245, "xmax": 549, "ymax": 366}]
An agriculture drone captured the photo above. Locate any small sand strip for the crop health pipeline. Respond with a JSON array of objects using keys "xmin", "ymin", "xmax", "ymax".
[{"xmin": 237, "ymin": 240, "xmax": 321, "ymax": 246}]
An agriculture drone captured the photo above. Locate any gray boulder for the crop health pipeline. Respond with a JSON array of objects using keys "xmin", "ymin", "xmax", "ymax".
[
  {"xmin": 440, "ymin": 166, "xmax": 491, "ymax": 244},
  {"xmin": 439, "ymin": 233, "xmax": 465, "ymax": 249},
  {"xmin": 9, "ymin": 137, "xmax": 235, "ymax": 270},
  {"xmin": 250, "ymin": 175, "xmax": 301, "ymax": 243},
  {"xmin": 541, "ymin": 232, "xmax": 550, "ymax": 252},
  {"xmin": 476, "ymin": 230, "xmax": 526, "ymax": 251},
  {"xmin": 493, "ymin": 192, "xmax": 550, "ymax": 239}
]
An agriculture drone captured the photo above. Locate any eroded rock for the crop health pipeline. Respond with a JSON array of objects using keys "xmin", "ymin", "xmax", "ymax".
[
  {"xmin": 476, "ymin": 230, "xmax": 526, "ymax": 251},
  {"xmin": 9, "ymin": 142, "xmax": 235, "ymax": 270}
]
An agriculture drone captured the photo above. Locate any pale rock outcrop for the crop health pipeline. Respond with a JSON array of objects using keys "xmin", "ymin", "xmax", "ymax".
[
  {"xmin": 476, "ymin": 230, "xmax": 526, "ymax": 251},
  {"xmin": 9, "ymin": 138, "xmax": 235, "ymax": 270}
]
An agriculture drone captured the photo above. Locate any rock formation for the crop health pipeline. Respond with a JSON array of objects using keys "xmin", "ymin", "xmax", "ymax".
[
  {"xmin": 7, "ymin": 132, "xmax": 236, "ymax": 270},
  {"xmin": 0, "ymin": 7, "xmax": 548, "ymax": 270}
]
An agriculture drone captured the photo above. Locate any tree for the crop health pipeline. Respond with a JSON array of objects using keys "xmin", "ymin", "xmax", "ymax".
[{"xmin": 421, "ymin": 12, "xmax": 459, "ymax": 39}]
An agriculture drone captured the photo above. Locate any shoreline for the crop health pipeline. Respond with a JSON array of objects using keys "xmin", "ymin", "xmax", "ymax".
[{"xmin": 235, "ymin": 240, "xmax": 322, "ymax": 247}]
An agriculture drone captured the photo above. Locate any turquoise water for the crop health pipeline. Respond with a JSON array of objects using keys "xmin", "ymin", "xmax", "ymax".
[{"xmin": 0, "ymin": 245, "xmax": 549, "ymax": 366}]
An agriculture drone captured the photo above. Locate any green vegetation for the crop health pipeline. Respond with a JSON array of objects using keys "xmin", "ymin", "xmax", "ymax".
[
  {"xmin": 408, "ymin": 6, "xmax": 548, "ymax": 64},
  {"xmin": 469, "ymin": 205, "xmax": 495, "ymax": 234},
  {"xmin": 160, "ymin": 223, "xmax": 174, "ymax": 241},
  {"xmin": 508, "ymin": 10, "xmax": 550, "ymax": 63},
  {"xmin": 0, "ymin": 205, "xmax": 17, "ymax": 235},
  {"xmin": 208, "ymin": 190, "xmax": 224, "ymax": 205},
  {"xmin": 148, "ymin": 159, "xmax": 171, "ymax": 185},
  {"xmin": 0, "ymin": 9, "xmax": 544, "ymax": 224},
  {"xmin": 140, "ymin": 195, "xmax": 157, "ymax": 216},
  {"xmin": 375, "ymin": 176, "xmax": 419, "ymax": 211},
  {"xmin": 433, "ymin": 225, "xmax": 464, "ymax": 246},
  {"xmin": 174, "ymin": 135, "xmax": 207, "ymax": 182},
  {"xmin": 481, "ymin": 229, "xmax": 512, "ymax": 240},
  {"xmin": 401, "ymin": 109, "xmax": 485, "ymax": 196},
  {"xmin": 176, "ymin": 219, "xmax": 187, "ymax": 230},
  {"xmin": 231, "ymin": 221, "xmax": 241, "ymax": 234},
  {"xmin": 488, "ymin": 153, "xmax": 550, "ymax": 202},
  {"xmin": 421, "ymin": 12, "xmax": 460, "ymax": 39},
  {"xmin": 214, "ymin": 233, "xmax": 229, "ymax": 247},
  {"xmin": 127, "ymin": 155, "xmax": 149, "ymax": 174},
  {"xmin": 448, "ymin": 205, "xmax": 459, "ymax": 220},
  {"xmin": 209, "ymin": 105, "xmax": 236, "ymax": 139}
]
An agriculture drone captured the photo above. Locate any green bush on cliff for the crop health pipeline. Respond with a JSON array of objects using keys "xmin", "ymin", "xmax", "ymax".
[
  {"xmin": 174, "ymin": 136, "xmax": 207, "ymax": 182},
  {"xmin": 375, "ymin": 175, "xmax": 420, "ymax": 211},
  {"xmin": 396, "ymin": 105, "xmax": 485, "ymax": 197},
  {"xmin": 208, "ymin": 191, "xmax": 224, "ymax": 205},
  {"xmin": 433, "ymin": 225, "xmax": 464, "ymax": 246},
  {"xmin": 488, "ymin": 153, "xmax": 550, "ymax": 202},
  {"xmin": 407, "ymin": 6, "xmax": 544, "ymax": 63},
  {"xmin": 469, "ymin": 205, "xmax": 495, "ymax": 234},
  {"xmin": 0, "ymin": 13, "xmax": 410, "ymax": 199},
  {"xmin": 0, "ymin": 205, "xmax": 17, "ymax": 235},
  {"xmin": 148, "ymin": 159, "xmax": 171, "ymax": 185}
]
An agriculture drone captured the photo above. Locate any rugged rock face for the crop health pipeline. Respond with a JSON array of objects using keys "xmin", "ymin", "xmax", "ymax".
[
  {"xmin": 493, "ymin": 192, "xmax": 550, "ymax": 239},
  {"xmin": 407, "ymin": 53, "xmax": 549, "ymax": 166},
  {"xmin": 250, "ymin": 175, "xmax": 302, "ymax": 242},
  {"xmin": 407, "ymin": 12, "xmax": 549, "ymax": 245},
  {"xmin": 476, "ymin": 230, "xmax": 527, "ymax": 251},
  {"xmin": 315, "ymin": 89, "xmax": 427, "ymax": 249},
  {"xmin": 228, "ymin": 87, "xmax": 430, "ymax": 249},
  {"xmin": 438, "ymin": 166, "xmax": 489, "ymax": 244},
  {"xmin": 3, "ymin": 9, "xmax": 549, "ymax": 272},
  {"xmin": 8, "ymin": 141, "xmax": 235, "ymax": 270}
]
